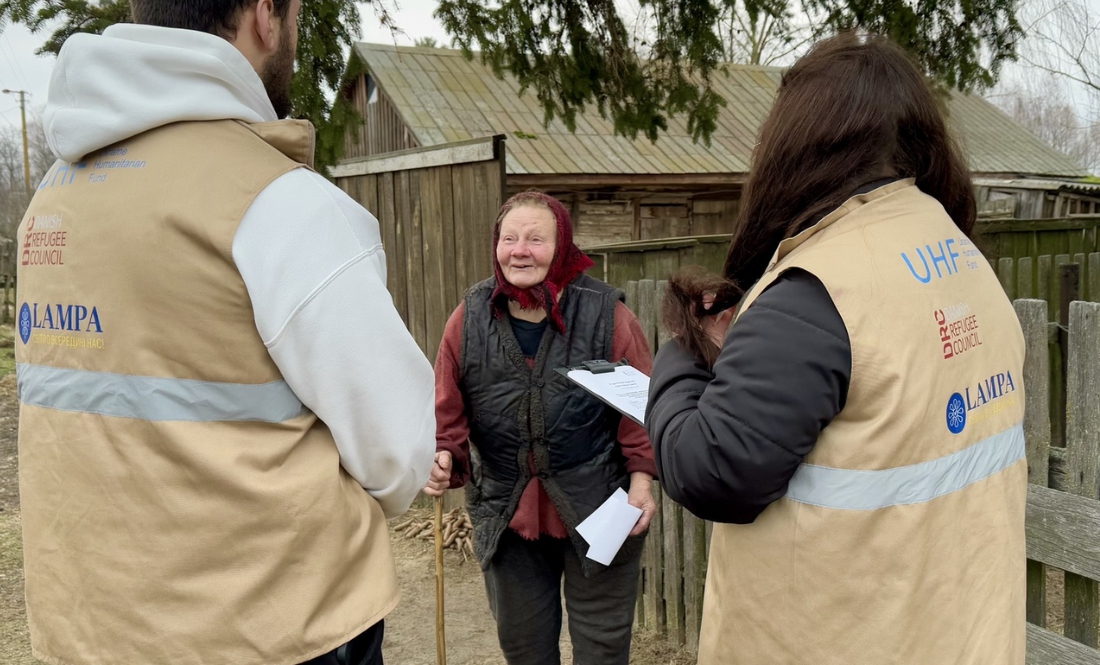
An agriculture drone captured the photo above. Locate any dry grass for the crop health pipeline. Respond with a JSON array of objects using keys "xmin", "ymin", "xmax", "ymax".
[
  {"xmin": 631, "ymin": 629, "xmax": 697, "ymax": 665},
  {"xmin": 0, "ymin": 346, "xmax": 32, "ymax": 663},
  {"xmin": 1048, "ymin": 567, "xmax": 1066, "ymax": 634},
  {"xmin": 0, "ymin": 325, "xmax": 14, "ymax": 382},
  {"xmin": 0, "ymin": 512, "xmax": 33, "ymax": 664}
]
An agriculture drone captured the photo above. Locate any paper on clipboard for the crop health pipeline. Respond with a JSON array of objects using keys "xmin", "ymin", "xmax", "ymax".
[{"xmin": 562, "ymin": 364, "xmax": 650, "ymax": 426}]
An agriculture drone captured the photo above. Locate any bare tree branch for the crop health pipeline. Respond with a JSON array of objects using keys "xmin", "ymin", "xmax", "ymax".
[
  {"xmin": 1016, "ymin": 0, "xmax": 1100, "ymax": 96},
  {"xmin": 991, "ymin": 77, "xmax": 1100, "ymax": 171}
]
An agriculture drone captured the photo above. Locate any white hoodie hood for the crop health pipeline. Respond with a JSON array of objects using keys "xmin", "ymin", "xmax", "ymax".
[{"xmin": 44, "ymin": 24, "xmax": 277, "ymax": 162}]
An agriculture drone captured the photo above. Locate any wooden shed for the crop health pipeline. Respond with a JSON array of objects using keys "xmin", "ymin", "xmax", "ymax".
[
  {"xmin": 974, "ymin": 177, "xmax": 1100, "ymax": 220},
  {"xmin": 337, "ymin": 43, "xmax": 1088, "ymax": 246}
]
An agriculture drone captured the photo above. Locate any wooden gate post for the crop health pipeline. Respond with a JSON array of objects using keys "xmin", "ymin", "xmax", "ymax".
[
  {"xmin": 1064, "ymin": 301, "xmax": 1100, "ymax": 646},
  {"xmin": 1016, "ymin": 299, "xmax": 1051, "ymax": 628}
]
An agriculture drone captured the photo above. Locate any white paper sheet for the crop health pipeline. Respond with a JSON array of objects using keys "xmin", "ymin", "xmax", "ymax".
[
  {"xmin": 565, "ymin": 365, "xmax": 650, "ymax": 425},
  {"xmin": 576, "ymin": 488, "xmax": 643, "ymax": 565}
]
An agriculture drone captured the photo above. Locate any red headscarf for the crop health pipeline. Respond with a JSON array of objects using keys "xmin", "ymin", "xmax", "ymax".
[{"xmin": 490, "ymin": 191, "xmax": 594, "ymax": 333}]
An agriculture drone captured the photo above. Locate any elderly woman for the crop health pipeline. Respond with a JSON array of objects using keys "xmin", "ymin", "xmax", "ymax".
[
  {"xmin": 423, "ymin": 191, "xmax": 656, "ymax": 665},
  {"xmin": 648, "ymin": 34, "xmax": 1027, "ymax": 665}
]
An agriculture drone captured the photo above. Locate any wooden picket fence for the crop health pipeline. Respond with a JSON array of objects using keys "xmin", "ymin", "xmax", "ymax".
[
  {"xmin": 626, "ymin": 273, "xmax": 1100, "ymax": 663},
  {"xmin": 992, "ymin": 253, "xmax": 1100, "ymax": 454},
  {"xmin": 0, "ymin": 239, "xmax": 14, "ymax": 324},
  {"xmin": 625, "ymin": 279, "xmax": 708, "ymax": 648}
]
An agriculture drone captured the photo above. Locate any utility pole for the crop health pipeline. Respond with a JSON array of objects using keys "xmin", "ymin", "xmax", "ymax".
[{"xmin": 2, "ymin": 89, "xmax": 31, "ymax": 195}]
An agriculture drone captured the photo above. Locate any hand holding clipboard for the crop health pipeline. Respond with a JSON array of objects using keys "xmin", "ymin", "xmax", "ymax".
[{"xmin": 555, "ymin": 360, "xmax": 650, "ymax": 426}]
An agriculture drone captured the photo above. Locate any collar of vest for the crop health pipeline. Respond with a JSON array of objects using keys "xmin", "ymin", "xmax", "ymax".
[
  {"xmin": 763, "ymin": 178, "xmax": 916, "ymax": 273},
  {"xmin": 240, "ymin": 119, "xmax": 316, "ymax": 168}
]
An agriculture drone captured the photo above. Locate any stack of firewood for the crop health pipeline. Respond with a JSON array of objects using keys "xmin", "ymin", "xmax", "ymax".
[{"xmin": 393, "ymin": 508, "xmax": 476, "ymax": 560}]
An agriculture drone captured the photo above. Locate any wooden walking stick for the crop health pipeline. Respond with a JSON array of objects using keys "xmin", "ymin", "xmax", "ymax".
[{"xmin": 434, "ymin": 495, "xmax": 447, "ymax": 665}]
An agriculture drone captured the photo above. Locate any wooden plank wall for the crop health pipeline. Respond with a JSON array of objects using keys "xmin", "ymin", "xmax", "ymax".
[
  {"xmin": 344, "ymin": 74, "xmax": 420, "ymax": 161},
  {"xmin": 639, "ymin": 200, "xmax": 691, "ymax": 239},
  {"xmin": 627, "ymin": 285, "xmax": 1100, "ymax": 664},
  {"xmin": 336, "ymin": 150, "xmax": 503, "ymax": 362},
  {"xmin": 338, "ymin": 145, "xmax": 503, "ymax": 513},
  {"xmin": 630, "ymin": 278, "xmax": 706, "ymax": 650},
  {"xmin": 573, "ymin": 198, "xmax": 634, "ymax": 248},
  {"xmin": 979, "ymin": 216, "xmax": 1100, "ymax": 262},
  {"xmin": 586, "ymin": 236, "xmax": 732, "ymax": 289},
  {"xmin": 566, "ymin": 194, "xmax": 740, "ymax": 248}
]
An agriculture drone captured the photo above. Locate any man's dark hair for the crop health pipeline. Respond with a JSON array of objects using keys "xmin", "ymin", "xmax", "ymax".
[
  {"xmin": 723, "ymin": 33, "xmax": 976, "ymax": 292},
  {"xmin": 130, "ymin": 0, "xmax": 292, "ymax": 38}
]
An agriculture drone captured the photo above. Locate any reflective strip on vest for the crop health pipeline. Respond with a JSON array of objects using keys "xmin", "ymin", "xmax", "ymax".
[
  {"xmin": 17, "ymin": 363, "xmax": 305, "ymax": 422},
  {"xmin": 786, "ymin": 422, "xmax": 1025, "ymax": 511}
]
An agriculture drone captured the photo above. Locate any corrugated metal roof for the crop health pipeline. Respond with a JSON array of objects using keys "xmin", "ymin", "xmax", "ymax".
[
  {"xmin": 974, "ymin": 177, "xmax": 1100, "ymax": 194},
  {"xmin": 353, "ymin": 43, "xmax": 1087, "ymax": 178}
]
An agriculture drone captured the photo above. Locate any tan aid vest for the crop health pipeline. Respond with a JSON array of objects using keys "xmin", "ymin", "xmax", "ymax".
[
  {"xmin": 16, "ymin": 120, "xmax": 398, "ymax": 665},
  {"xmin": 698, "ymin": 181, "xmax": 1027, "ymax": 665}
]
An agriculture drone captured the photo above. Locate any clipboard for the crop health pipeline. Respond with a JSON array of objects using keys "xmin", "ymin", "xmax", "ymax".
[{"xmin": 554, "ymin": 359, "xmax": 650, "ymax": 426}]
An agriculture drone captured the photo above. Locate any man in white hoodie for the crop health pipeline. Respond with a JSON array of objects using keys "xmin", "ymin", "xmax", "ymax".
[{"xmin": 15, "ymin": 1, "xmax": 436, "ymax": 664}]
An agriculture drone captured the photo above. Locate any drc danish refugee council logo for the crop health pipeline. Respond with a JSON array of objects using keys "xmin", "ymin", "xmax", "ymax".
[{"xmin": 946, "ymin": 392, "xmax": 967, "ymax": 434}]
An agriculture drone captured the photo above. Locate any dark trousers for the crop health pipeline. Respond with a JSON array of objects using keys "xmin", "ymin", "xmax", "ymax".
[
  {"xmin": 484, "ymin": 530, "xmax": 642, "ymax": 665},
  {"xmin": 298, "ymin": 620, "xmax": 384, "ymax": 665}
]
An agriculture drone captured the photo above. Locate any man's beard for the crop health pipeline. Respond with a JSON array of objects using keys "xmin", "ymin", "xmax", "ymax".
[{"xmin": 261, "ymin": 23, "xmax": 295, "ymax": 119}]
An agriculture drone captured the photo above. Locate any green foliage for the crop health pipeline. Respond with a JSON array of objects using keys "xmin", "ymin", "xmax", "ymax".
[
  {"xmin": 0, "ymin": 0, "xmax": 362, "ymax": 174},
  {"xmin": 323, "ymin": 51, "xmax": 367, "ymax": 170},
  {"xmin": 414, "ymin": 36, "xmax": 439, "ymax": 47},
  {"xmin": 437, "ymin": 0, "xmax": 727, "ymax": 145},
  {"xmin": 288, "ymin": 0, "xmax": 362, "ymax": 173},
  {"xmin": 1, "ymin": 0, "xmax": 1024, "ymax": 156},
  {"xmin": 0, "ymin": 324, "xmax": 15, "ymax": 377},
  {"xmin": 805, "ymin": 0, "xmax": 1022, "ymax": 91},
  {"xmin": 438, "ymin": 0, "xmax": 1021, "ymax": 145},
  {"xmin": 0, "ymin": 0, "xmax": 132, "ymax": 52}
]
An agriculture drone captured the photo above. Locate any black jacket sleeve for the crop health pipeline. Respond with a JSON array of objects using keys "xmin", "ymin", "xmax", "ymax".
[{"xmin": 645, "ymin": 269, "xmax": 852, "ymax": 524}]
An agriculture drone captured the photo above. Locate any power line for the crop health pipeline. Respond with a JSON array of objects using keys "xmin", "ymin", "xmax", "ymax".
[
  {"xmin": 1, "ymin": 40, "xmax": 28, "ymax": 89},
  {"xmin": 0, "ymin": 51, "xmax": 21, "ymax": 88},
  {"xmin": 1, "ymin": 90, "xmax": 30, "ymax": 193}
]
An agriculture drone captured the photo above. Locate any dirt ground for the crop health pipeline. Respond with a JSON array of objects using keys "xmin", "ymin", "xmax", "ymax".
[
  {"xmin": 0, "ymin": 336, "xmax": 687, "ymax": 665},
  {"xmin": 0, "ymin": 371, "xmax": 32, "ymax": 665},
  {"xmin": 385, "ymin": 509, "xmax": 690, "ymax": 665}
]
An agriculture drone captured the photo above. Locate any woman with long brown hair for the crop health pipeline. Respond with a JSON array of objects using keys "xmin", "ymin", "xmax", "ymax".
[{"xmin": 647, "ymin": 34, "xmax": 1026, "ymax": 664}]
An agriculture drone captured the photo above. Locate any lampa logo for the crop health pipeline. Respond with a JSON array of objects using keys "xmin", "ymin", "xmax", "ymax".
[
  {"xmin": 946, "ymin": 393, "xmax": 966, "ymax": 434},
  {"xmin": 965, "ymin": 371, "xmax": 1016, "ymax": 410},
  {"xmin": 18, "ymin": 304, "xmax": 31, "ymax": 345},
  {"xmin": 946, "ymin": 370, "xmax": 1018, "ymax": 434},
  {"xmin": 24, "ymin": 302, "xmax": 103, "ymax": 334}
]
